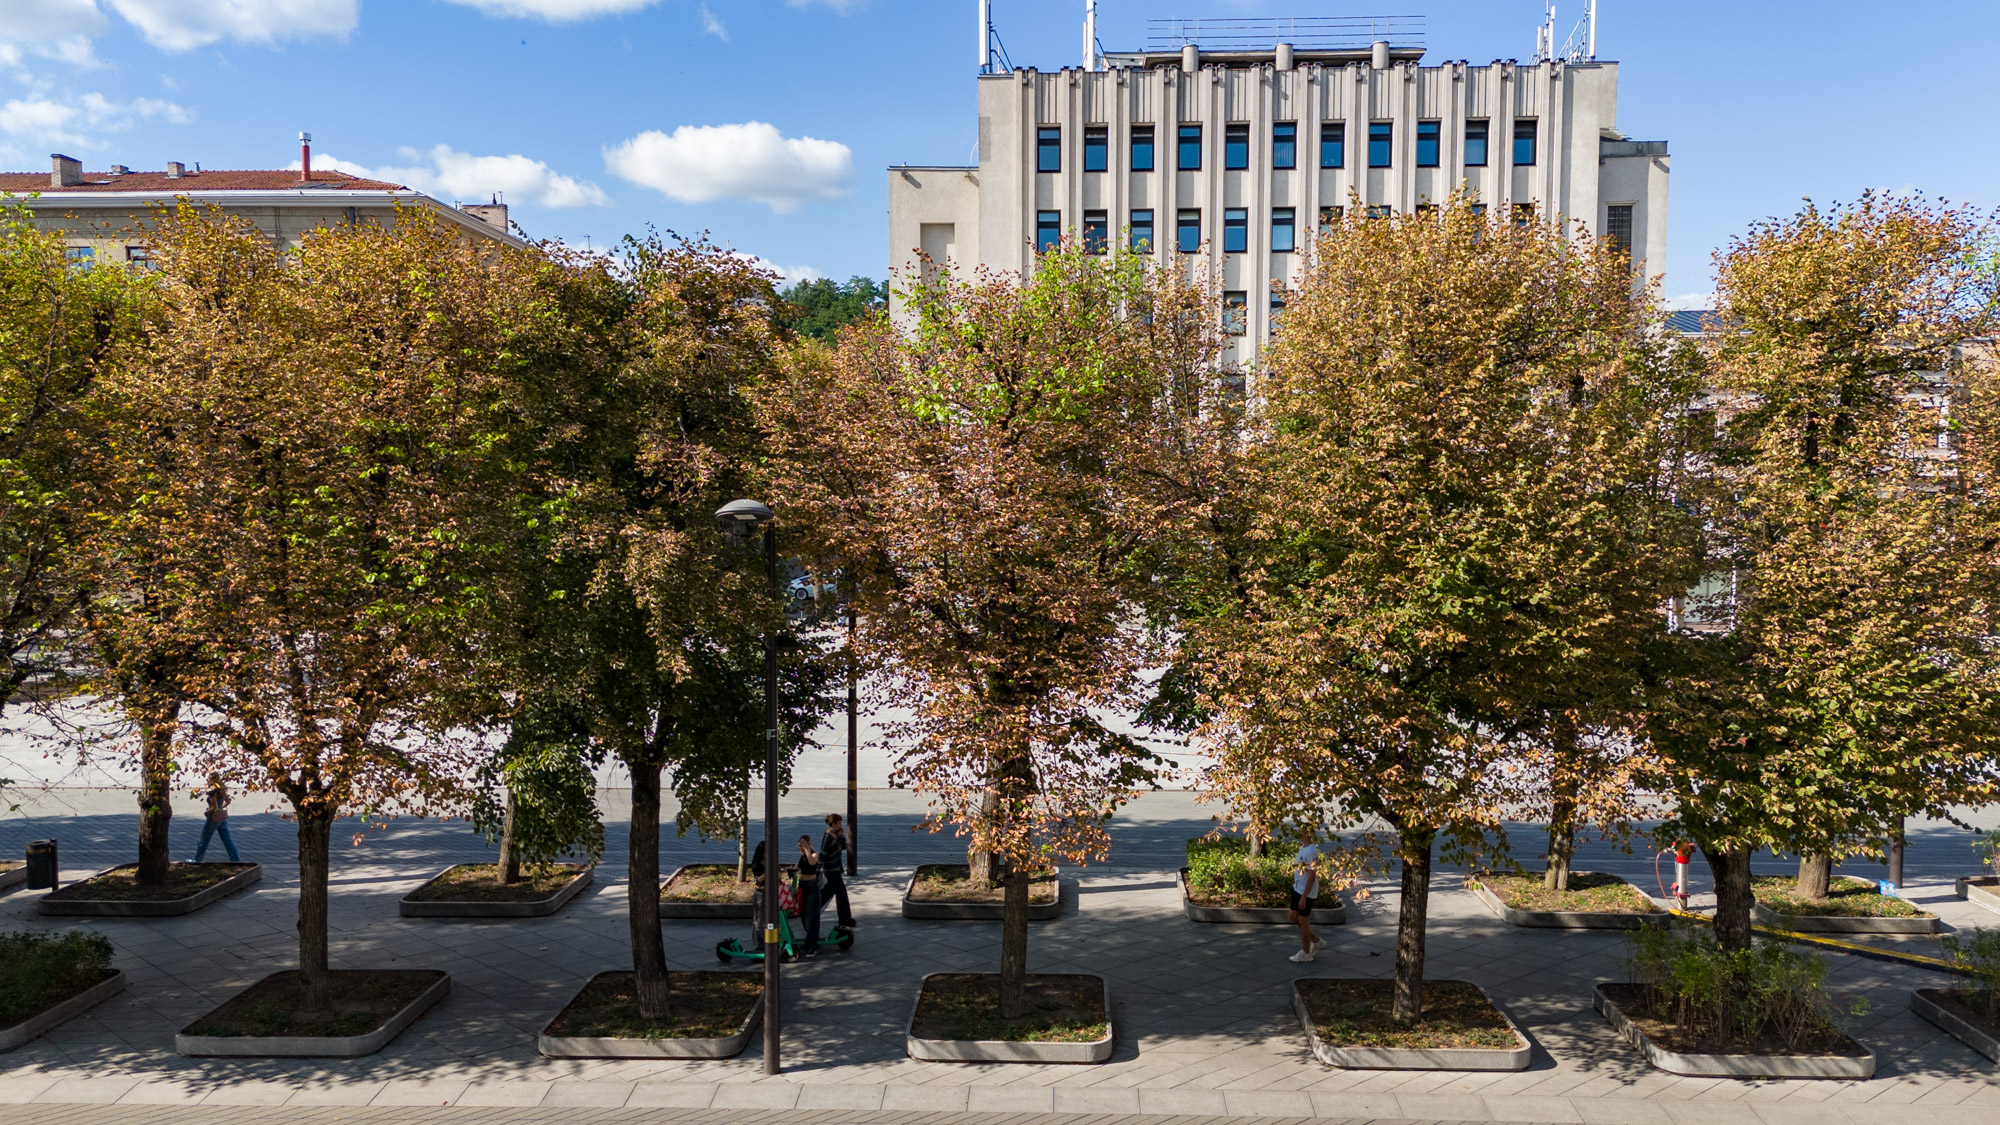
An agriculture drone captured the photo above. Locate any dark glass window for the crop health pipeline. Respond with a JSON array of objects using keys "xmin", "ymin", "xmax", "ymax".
[
  {"xmin": 1513, "ymin": 202, "xmax": 1536, "ymax": 228},
  {"xmin": 1176, "ymin": 208, "xmax": 1201, "ymax": 253},
  {"xmin": 1083, "ymin": 127, "xmax": 1107, "ymax": 172},
  {"xmin": 1131, "ymin": 125, "xmax": 1155, "ymax": 171},
  {"xmin": 1271, "ymin": 208, "xmax": 1296, "ymax": 253},
  {"xmin": 1368, "ymin": 122, "xmax": 1392, "ymax": 168},
  {"xmin": 1270, "ymin": 290, "xmax": 1286, "ymax": 331},
  {"xmin": 1464, "ymin": 119, "xmax": 1489, "ymax": 166},
  {"xmin": 1272, "ymin": 122, "xmax": 1296, "ymax": 169},
  {"xmin": 1083, "ymin": 209, "xmax": 1108, "ymax": 254},
  {"xmin": 1130, "ymin": 209, "xmax": 1155, "ymax": 251},
  {"xmin": 1318, "ymin": 205, "xmax": 1343, "ymax": 229},
  {"xmin": 1365, "ymin": 205, "xmax": 1392, "ymax": 219},
  {"xmin": 1036, "ymin": 210, "xmax": 1061, "ymax": 252},
  {"xmin": 1224, "ymin": 123, "xmax": 1249, "ymax": 170},
  {"xmin": 1513, "ymin": 119, "xmax": 1538, "ymax": 166},
  {"xmin": 64, "ymin": 245, "xmax": 94, "ymax": 271},
  {"xmin": 1178, "ymin": 124, "xmax": 1203, "ymax": 170},
  {"xmin": 126, "ymin": 245, "xmax": 156, "ymax": 270},
  {"xmin": 1416, "ymin": 121, "xmax": 1440, "ymax": 167},
  {"xmin": 1605, "ymin": 203, "xmax": 1634, "ymax": 258},
  {"xmin": 1223, "ymin": 208, "xmax": 1248, "ymax": 253},
  {"xmin": 1320, "ymin": 122, "xmax": 1344, "ymax": 168},
  {"xmin": 1222, "ymin": 291, "xmax": 1248, "ymax": 336},
  {"xmin": 1037, "ymin": 126, "xmax": 1061, "ymax": 173}
]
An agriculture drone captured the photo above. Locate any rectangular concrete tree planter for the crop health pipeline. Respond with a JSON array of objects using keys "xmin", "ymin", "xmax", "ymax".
[
  {"xmin": 1956, "ymin": 875, "xmax": 2000, "ymax": 915},
  {"xmin": 1751, "ymin": 901, "xmax": 1939, "ymax": 934},
  {"xmin": 399, "ymin": 864, "xmax": 592, "ymax": 919},
  {"xmin": 0, "ymin": 970, "xmax": 126, "ymax": 1053},
  {"xmin": 539, "ymin": 971, "xmax": 762, "ymax": 1059},
  {"xmin": 1912, "ymin": 989, "xmax": 2000, "ymax": 1065},
  {"xmin": 176, "ymin": 970, "xmax": 450, "ymax": 1058},
  {"xmin": 1293, "ymin": 979, "xmax": 1532, "ymax": 1070},
  {"xmin": 658, "ymin": 864, "xmax": 756, "ymax": 920},
  {"xmin": 1594, "ymin": 983, "xmax": 1875, "ymax": 1078},
  {"xmin": 1466, "ymin": 876, "xmax": 1666, "ymax": 930},
  {"xmin": 1178, "ymin": 868, "xmax": 1344, "ymax": 924},
  {"xmin": 40, "ymin": 863, "xmax": 260, "ymax": 917},
  {"xmin": 902, "ymin": 865, "xmax": 1063, "ymax": 921},
  {"xmin": 0, "ymin": 861, "xmax": 25, "ymax": 894},
  {"xmin": 906, "ymin": 973, "xmax": 1113, "ymax": 1063}
]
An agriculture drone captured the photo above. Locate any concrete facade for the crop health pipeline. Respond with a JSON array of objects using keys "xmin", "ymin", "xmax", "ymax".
[{"xmin": 889, "ymin": 44, "xmax": 1669, "ymax": 363}]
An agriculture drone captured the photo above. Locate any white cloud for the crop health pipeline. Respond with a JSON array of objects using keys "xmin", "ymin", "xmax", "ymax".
[
  {"xmin": 0, "ymin": 90, "xmax": 190, "ymax": 145},
  {"xmin": 785, "ymin": 0, "xmax": 864, "ymax": 12},
  {"xmin": 604, "ymin": 121, "xmax": 852, "ymax": 214},
  {"xmin": 747, "ymin": 257, "xmax": 823, "ymax": 286},
  {"xmin": 0, "ymin": 0, "xmax": 108, "ymax": 44},
  {"xmin": 106, "ymin": 0, "xmax": 358, "ymax": 52},
  {"xmin": 1662, "ymin": 292, "xmax": 1714, "ymax": 312},
  {"xmin": 440, "ymin": 0, "xmax": 660, "ymax": 19},
  {"xmin": 699, "ymin": 3, "xmax": 726, "ymax": 40},
  {"xmin": 0, "ymin": 99, "xmax": 79, "ymax": 138},
  {"xmin": 291, "ymin": 144, "xmax": 611, "ymax": 209}
]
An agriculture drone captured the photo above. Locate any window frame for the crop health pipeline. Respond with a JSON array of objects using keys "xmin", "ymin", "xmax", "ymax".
[
  {"xmin": 1037, "ymin": 126, "xmax": 1062, "ymax": 173},
  {"xmin": 1464, "ymin": 119, "xmax": 1489, "ymax": 167},
  {"xmin": 1082, "ymin": 126, "xmax": 1108, "ymax": 173},
  {"xmin": 1130, "ymin": 208, "xmax": 1155, "ymax": 252},
  {"xmin": 1416, "ymin": 120, "xmax": 1440, "ymax": 168},
  {"xmin": 1130, "ymin": 125, "xmax": 1155, "ymax": 172},
  {"xmin": 1272, "ymin": 122, "xmax": 1297, "ymax": 170},
  {"xmin": 1222, "ymin": 290, "xmax": 1248, "ymax": 337},
  {"xmin": 1320, "ymin": 121, "xmax": 1345, "ymax": 169},
  {"xmin": 1082, "ymin": 209, "xmax": 1109, "ymax": 254},
  {"xmin": 1224, "ymin": 123, "xmax": 1250, "ymax": 171},
  {"xmin": 1318, "ymin": 205, "xmax": 1343, "ymax": 229},
  {"xmin": 1176, "ymin": 208, "xmax": 1202, "ymax": 253},
  {"xmin": 1270, "ymin": 207, "xmax": 1296, "ymax": 253},
  {"xmin": 1368, "ymin": 121, "xmax": 1393, "ymax": 168},
  {"xmin": 1035, "ymin": 210, "xmax": 1062, "ymax": 252},
  {"xmin": 1605, "ymin": 203, "xmax": 1635, "ymax": 258},
  {"xmin": 1222, "ymin": 208, "xmax": 1248, "ymax": 254},
  {"xmin": 1513, "ymin": 119, "xmax": 1538, "ymax": 166},
  {"xmin": 1178, "ymin": 123, "xmax": 1203, "ymax": 171}
]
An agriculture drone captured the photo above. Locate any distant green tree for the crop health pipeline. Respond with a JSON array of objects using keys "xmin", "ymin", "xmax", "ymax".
[{"xmin": 778, "ymin": 275, "xmax": 886, "ymax": 340}]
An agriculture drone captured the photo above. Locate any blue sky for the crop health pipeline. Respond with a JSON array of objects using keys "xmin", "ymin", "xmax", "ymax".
[{"xmin": 2, "ymin": 0, "xmax": 1995, "ymax": 301}]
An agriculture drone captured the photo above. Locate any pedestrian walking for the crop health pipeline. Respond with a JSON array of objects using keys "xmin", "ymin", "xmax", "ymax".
[
  {"xmin": 748, "ymin": 838, "xmax": 768, "ymax": 947},
  {"xmin": 194, "ymin": 774, "xmax": 241, "ymax": 862},
  {"xmin": 795, "ymin": 834, "xmax": 825, "ymax": 956},
  {"xmin": 1287, "ymin": 830, "xmax": 1324, "ymax": 963},
  {"xmin": 820, "ymin": 813, "xmax": 856, "ymax": 931}
]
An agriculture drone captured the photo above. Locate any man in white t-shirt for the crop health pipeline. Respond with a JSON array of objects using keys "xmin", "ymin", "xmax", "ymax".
[{"xmin": 1288, "ymin": 831, "xmax": 1326, "ymax": 963}]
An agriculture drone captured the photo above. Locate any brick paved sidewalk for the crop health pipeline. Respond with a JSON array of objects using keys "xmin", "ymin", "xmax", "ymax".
[
  {"xmin": 0, "ymin": 1106, "xmax": 1529, "ymax": 1125},
  {"xmin": 3, "ymin": 790, "xmax": 1999, "ymax": 1124}
]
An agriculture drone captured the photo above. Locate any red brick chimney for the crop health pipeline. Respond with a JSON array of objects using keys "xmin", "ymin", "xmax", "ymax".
[{"xmin": 299, "ymin": 132, "xmax": 312, "ymax": 182}]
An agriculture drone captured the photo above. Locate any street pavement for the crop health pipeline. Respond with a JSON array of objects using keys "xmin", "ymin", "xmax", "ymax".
[{"xmin": 2, "ymin": 787, "xmax": 1998, "ymax": 1125}]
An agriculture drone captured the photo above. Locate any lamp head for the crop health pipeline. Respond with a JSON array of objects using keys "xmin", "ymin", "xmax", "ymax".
[{"xmin": 714, "ymin": 498, "xmax": 775, "ymax": 531}]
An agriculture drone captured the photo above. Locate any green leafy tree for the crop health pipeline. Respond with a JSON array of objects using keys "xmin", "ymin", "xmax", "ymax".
[{"xmin": 778, "ymin": 275, "xmax": 885, "ymax": 340}]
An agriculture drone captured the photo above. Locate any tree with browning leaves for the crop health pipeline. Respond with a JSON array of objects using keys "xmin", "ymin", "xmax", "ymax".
[
  {"xmin": 761, "ymin": 243, "xmax": 1211, "ymax": 1017},
  {"xmin": 1647, "ymin": 194, "xmax": 2000, "ymax": 948},
  {"xmin": 1203, "ymin": 197, "xmax": 1699, "ymax": 1022},
  {"xmin": 90, "ymin": 205, "xmax": 520, "ymax": 1009},
  {"xmin": 497, "ymin": 233, "xmax": 831, "ymax": 1022}
]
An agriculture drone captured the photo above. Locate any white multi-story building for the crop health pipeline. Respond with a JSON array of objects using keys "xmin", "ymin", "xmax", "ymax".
[{"xmin": 889, "ymin": 11, "xmax": 1669, "ymax": 360}]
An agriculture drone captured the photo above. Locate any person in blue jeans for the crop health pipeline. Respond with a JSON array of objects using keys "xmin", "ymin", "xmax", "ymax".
[
  {"xmin": 194, "ymin": 775, "xmax": 241, "ymax": 862},
  {"xmin": 794, "ymin": 834, "xmax": 825, "ymax": 956}
]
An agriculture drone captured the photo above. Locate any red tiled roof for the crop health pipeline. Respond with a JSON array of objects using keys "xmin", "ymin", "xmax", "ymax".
[{"xmin": 0, "ymin": 169, "xmax": 409, "ymax": 193}]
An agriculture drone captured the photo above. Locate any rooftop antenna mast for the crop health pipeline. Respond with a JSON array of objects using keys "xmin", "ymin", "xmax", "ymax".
[
  {"xmin": 1083, "ymin": 0, "xmax": 1101, "ymax": 70},
  {"xmin": 1534, "ymin": 3, "xmax": 1556, "ymax": 63},
  {"xmin": 979, "ymin": 0, "xmax": 992, "ymax": 72},
  {"xmin": 1559, "ymin": 0, "xmax": 1598, "ymax": 61}
]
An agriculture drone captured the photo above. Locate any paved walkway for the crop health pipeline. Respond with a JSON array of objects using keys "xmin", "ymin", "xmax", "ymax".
[{"xmin": 3, "ymin": 789, "xmax": 1999, "ymax": 1124}]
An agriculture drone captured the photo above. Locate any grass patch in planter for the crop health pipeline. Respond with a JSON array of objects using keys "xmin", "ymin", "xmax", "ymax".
[
  {"xmin": 1473, "ymin": 871, "xmax": 1662, "ymax": 916},
  {"xmin": 0, "ymin": 860, "xmax": 24, "ymax": 892},
  {"xmin": 1297, "ymin": 979, "xmax": 1521, "ymax": 1051},
  {"xmin": 1920, "ymin": 928, "xmax": 2000, "ymax": 1063},
  {"xmin": 0, "ymin": 930, "xmax": 116, "ymax": 1028},
  {"xmin": 42, "ymin": 862, "xmax": 254, "ymax": 903},
  {"xmin": 911, "ymin": 973, "xmax": 1107, "ymax": 1042},
  {"xmin": 544, "ymin": 970, "xmax": 761, "ymax": 1040},
  {"xmin": 1752, "ymin": 874, "xmax": 1930, "ymax": 919},
  {"xmin": 405, "ymin": 863, "xmax": 584, "ymax": 903},
  {"xmin": 182, "ymin": 970, "xmax": 445, "ymax": 1040},
  {"xmin": 659, "ymin": 864, "xmax": 757, "ymax": 904},
  {"xmin": 909, "ymin": 863, "xmax": 1056, "ymax": 905}
]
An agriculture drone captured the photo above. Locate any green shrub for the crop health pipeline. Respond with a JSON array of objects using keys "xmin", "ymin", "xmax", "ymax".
[
  {"xmin": 0, "ymin": 930, "xmax": 114, "ymax": 1025},
  {"xmin": 1625, "ymin": 926, "xmax": 1861, "ymax": 1050},
  {"xmin": 1974, "ymin": 830, "xmax": 2000, "ymax": 879},
  {"xmin": 1186, "ymin": 837, "xmax": 1294, "ymax": 904},
  {"xmin": 1941, "ymin": 928, "xmax": 2000, "ymax": 1025}
]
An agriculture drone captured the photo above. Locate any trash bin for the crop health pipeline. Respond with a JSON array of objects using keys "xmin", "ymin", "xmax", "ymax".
[{"xmin": 25, "ymin": 839, "xmax": 57, "ymax": 890}]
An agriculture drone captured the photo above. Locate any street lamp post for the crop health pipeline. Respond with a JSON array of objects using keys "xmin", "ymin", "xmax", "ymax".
[
  {"xmin": 715, "ymin": 497, "xmax": 781, "ymax": 1075},
  {"xmin": 847, "ymin": 599, "xmax": 859, "ymax": 876}
]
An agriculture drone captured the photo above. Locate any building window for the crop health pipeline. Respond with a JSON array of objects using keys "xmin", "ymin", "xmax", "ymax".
[
  {"xmin": 1416, "ymin": 121, "xmax": 1440, "ymax": 167},
  {"xmin": 1271, "ymin": 208, "xmax": 1296, "ymax": 253},
  {"xmin": 1036, "ymin": 210, "xmax": 1062, "ymax": 252},
  {"xmin": 1512, "ymin": 203, "xmax": 1537, "ymax": 228},
  {"xmin": 1464, "ymin": 119, "xmax": 1489, "ymax": 166},
  {"xmin": 1273, "ymin": 122, "xmax": 1296, "ymax": 169},
  {"xmin": 1416, "ymin": 203, "xmax": 1437, "ymax": 218},
  {"xmin": 1130, "ymin": 209, "xmax": 1155, "ymax": 251},
  {"xmin": 1365, "ymin": 205, "xmax": 1392, "ymax": 220},
  {"xmin": 1083, "ymin": 209, "xmax": 1108, "ymax": 254},
  {"xmin": 1513, "ymin": 119, "xmax": 1537, "ymax": 166},
  {"xmin": 1320, "ymin": 122, "xmax": 1345, "ymax": 168},
  {"xmin": 1225, "ymin": 123, "xmax": 1249, "ymax": 170},
  {"xmin": 1223, "ymin": 291, "xmax": 1248, "ymax": 336},
  {"xmin": 1222, "ymin": 208, "xmax": 1248, "ymax": 253},
  {"xmin": 1605, "ymin": 203, "xmax": 1634, "ymax": 258},
  {"xmin": 1083, "ymin": 126, "xmax": 1107, "ymax": 173},
  {"xmin": 1176, "ymin": 208, "xmax": 1202, "ymax": 253},
  {"xmin": 1037, "ymin": 126, "xmax": 1062, "ymax": 173},
  {"xmin": 1178, "ymin": 124, "xmax": 1203, "ymax": 170},
  {"xmin": 1131, "ymin": 125, "xmax": 1155, "ymax": 171},
  {"xmin": 64, "ymin": 245, "xmax": 94, "ymax": 271},
  {"xmin": 1368, "ymin": 122, "xmax": 1392, "ymax": 168},
  {"xmin": 1471, "ymin": 203, "xmax": 1488, "ymax": 217},
  {"xmin": 1318, "ymin": 205, "xmax": 1343, "ymax": 229},
  {"xmin": 1270, "ymin": 290, "xmax": 1286, "ymax": 331},
  {"xmin": 125, "ymin": 245, "xmax": 155, "ymax": 269}
]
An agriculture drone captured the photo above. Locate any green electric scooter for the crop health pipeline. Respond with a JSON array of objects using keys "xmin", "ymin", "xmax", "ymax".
[{"xmin": 714, "ymin": 881, "xmax": 855, "ymax": 963}]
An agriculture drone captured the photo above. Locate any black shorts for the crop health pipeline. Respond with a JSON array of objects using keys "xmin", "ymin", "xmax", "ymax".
[{"xmin": 1289, "ymin": 892, "xmax": 1314, "ymax": 916}]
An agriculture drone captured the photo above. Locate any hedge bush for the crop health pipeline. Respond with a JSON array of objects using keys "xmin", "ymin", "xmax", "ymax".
[
  {"xmin": 1626, "ymin": 926, "xmax": 1859, "ymax": 1051},
  {"xmin": 0, "ymin": 929, "xmax": 114, "ymax": 1026}
]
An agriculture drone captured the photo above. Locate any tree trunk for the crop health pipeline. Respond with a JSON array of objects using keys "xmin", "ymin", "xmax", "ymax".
[
  {"xmin": 135, "ymin": 716, "xmax": 175, "ymax": 886},
  {"xmin": 998, "ymin": 863, "xmax": 1031, "ymax": 1019},
  {"xmin": 1248, "ymin": 821, "xmax": 1265, "ymax": 859},
  {"xmin": 1543, "ymin": 820, "xmax": 1574, "ymax": 893},
  {"xmin": 497, "ymin": 789, "xmax": 520, "ymax": 884},
  {"xmin": 1542, "ymin": 716, "xmax": 1579, "ymax": 893},
  {"xmin": 1392, "ymin": 826, "xmax": 1436, "ymax": 1023},
  {"xmin": 1703, "ymin": 842, "xmax": 1755, "ymax": 951},
  {"xmin": 968, "ymin": 789, "xmax": 1001, "ymax": 887},
  {"xmin": 627, "ymin": 757, "xmax": 671, "ymax": 1020},
  {"xmin": 1795, "ymin": 853, "xmax": 1832, "ymax": 902},
  {"xmin": 296, "ymin": 811, "xmax": 334, "ymax": 1012}
]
